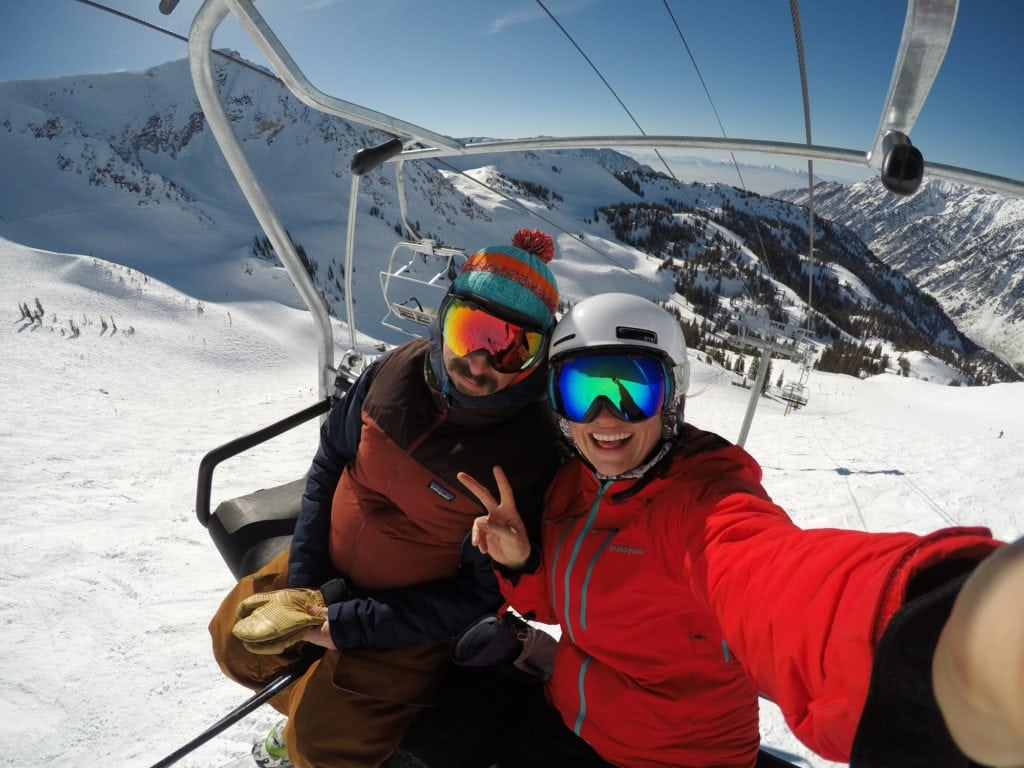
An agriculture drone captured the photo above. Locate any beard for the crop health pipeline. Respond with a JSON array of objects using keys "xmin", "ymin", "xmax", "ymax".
[{"xmin": 447, "ymin": 355, "xmax": 500, "ymax": 395}]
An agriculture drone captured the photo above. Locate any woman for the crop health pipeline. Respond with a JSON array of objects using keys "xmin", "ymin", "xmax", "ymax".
[{"xmin": 461, "ymin": 292, "xmax": 1022, "ymax": 768}]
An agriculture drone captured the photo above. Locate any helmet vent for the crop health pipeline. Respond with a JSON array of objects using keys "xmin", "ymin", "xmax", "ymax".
[
  {"xmin": 550, "ymin": 332, "xmax": 577, "ymax": 350},
  {"xmin": 616, "ymin": 326, "xmax": 657, "ymax": 345}
]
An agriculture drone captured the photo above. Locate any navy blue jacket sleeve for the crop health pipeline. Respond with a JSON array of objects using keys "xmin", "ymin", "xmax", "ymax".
[
  {"xmin": 287, "ymin": 362, "xmax": 377, "ymax": 588},
  {"xmin": 325, "ymin": 532, "xmax": 502, "ymax": 650}
]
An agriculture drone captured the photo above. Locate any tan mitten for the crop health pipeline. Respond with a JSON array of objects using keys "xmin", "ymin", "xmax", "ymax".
[
  {"xmin": 240, "ymin": 625, "xmax": 314, "ymax": 656},
  {"xmin": 232, "ymin": 588, "xmax": 326, "ymax": 652}
]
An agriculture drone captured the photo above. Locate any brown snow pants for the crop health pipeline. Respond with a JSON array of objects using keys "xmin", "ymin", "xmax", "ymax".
[{"xmin": 209, "ymin": 549, "xmax": 451, "ymax": 768}]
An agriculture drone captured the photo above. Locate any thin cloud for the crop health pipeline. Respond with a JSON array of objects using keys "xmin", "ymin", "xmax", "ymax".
[
  {"xmin": 487, "ymin": 0, "xmax": 594, "ymax": 34},
  {"xmin": 295, "ymin": 0, "xmax": 343, "ymax": 12}
]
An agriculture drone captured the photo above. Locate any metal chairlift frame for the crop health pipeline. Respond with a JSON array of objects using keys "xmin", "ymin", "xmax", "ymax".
[
  {"xmin": 187, "ymin": 0, "xmax": 1024, "ymax": 404},
  {"xmin": 184, "ymin": 0, "xmax": 1024, "ymax": 570}
]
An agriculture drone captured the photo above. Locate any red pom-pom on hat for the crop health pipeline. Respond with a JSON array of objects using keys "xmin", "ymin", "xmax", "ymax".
[{"xmin": 511, "ymin": 228, "xmax": 555, "ymax": 263}]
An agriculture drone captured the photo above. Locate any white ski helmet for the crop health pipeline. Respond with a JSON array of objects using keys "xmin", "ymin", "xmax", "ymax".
[{"xmin": 549, "ymin": 293, "xmax": 691, "ymax": 401}]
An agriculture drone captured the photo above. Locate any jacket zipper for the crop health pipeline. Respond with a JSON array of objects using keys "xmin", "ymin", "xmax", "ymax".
[{"xmin": 559, "ymin": 480, "xmax": 612, "ymax": 737}]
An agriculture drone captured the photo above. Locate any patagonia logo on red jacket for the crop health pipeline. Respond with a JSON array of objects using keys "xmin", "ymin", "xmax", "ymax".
[
  {"xmin": 428, "ymin": 480, "xmax": 456, "ymax": 501},
  {"xmin": 608, "ymin": 544, "xmax": 646, "ymax": 555}
]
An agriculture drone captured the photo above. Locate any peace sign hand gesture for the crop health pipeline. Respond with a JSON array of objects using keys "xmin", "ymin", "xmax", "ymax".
[{"xmin": 459, "ymin": 466, "xmax": 532, "ymax": 571}]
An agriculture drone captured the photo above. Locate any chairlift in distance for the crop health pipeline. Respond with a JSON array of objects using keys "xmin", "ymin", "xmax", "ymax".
[
  {"xmin": 780, "ymin": 375, "xmax": 811, "ymax": 415},
  {"xmin": 730, "ymin": 306, "xmax": 815, "ymax": 445},
  {"xmin": 378, "ymin": 239, "xmax": 463, "ymax": 336}
]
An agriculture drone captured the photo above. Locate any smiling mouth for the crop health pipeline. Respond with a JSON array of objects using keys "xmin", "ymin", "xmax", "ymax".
[{"xmin": 591, "ymin": 432, "xmax": 631, "ymax": 449}]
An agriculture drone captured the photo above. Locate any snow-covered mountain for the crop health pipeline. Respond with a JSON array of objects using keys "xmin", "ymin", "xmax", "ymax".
[
  {"xmin": 776, "ymin": 178, "xmax": 1024, "ymax": 373},
  {"xmin": 2, "ymin": 56, "xmax": 1019, "ymax": 382}
]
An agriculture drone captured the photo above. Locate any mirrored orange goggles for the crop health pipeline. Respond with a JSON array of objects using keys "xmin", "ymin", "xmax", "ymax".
[{"xmin": 441, "ymin": 296, "xmax": 547, "ymax": 373}]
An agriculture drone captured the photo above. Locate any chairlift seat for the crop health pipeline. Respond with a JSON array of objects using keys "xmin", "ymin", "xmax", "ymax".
[
  {"xmin": 390, "ymin": 301, "xmax": 437, "ymax": 326},
  {"xmin": 197, "ymin": 384, "xmax": 352, "ymax": 584},
  {"xmin": 780, "ymin": 382, "xmax": 809, "ymax": 408},
  {"xmin": 379, "ymin": 240, "xmax": 461, "ymax": 335},
  {"xmin": 208, "ymin": 477, "xmax": 305, "ymax": 580}
]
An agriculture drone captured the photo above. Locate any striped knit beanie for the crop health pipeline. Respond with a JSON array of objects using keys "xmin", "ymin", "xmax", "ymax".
[{"xmin": 452, "ymin": 229, "xmax": 559, "ymax": 330}]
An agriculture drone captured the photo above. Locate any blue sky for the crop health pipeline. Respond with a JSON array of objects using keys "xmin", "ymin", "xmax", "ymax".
[{"xmin": 3, "ymin": 0, "xmax": 1022, "ymax": 185}]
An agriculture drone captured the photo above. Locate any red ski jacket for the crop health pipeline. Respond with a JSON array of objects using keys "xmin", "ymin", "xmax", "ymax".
[{"xmin": 499, "ymin": 425, "xmax": 999, "ymax": 767}]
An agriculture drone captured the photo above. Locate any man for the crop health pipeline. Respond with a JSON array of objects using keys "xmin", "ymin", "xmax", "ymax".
[{"xmin": 208, "ymin": 229, "xmax": 564, "ymax": 768}]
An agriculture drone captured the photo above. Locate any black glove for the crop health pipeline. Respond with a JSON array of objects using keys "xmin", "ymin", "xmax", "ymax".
[{"xmin": 452, "ymin": 612, "xmax": 555, "ymax": 681}]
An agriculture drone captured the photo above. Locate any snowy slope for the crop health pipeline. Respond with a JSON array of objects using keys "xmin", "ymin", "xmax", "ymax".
[{"xmin": 3, "ymin": 233, "xmax": 1023, "ymax": 767}]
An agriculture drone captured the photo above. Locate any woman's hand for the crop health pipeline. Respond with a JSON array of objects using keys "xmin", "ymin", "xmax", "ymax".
[
  {"xmin": 933, "ymin": 537, "xmax": 1024, "ymax": 767},
  {"xmin": 459, "ymin": 466, "xmax": 532, "ymax": 570}
]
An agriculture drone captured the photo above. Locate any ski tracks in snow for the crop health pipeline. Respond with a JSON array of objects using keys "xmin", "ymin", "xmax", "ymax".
[{"xmin": 767, "ymin": 375, "xmax": 1019, "ymax": 538}]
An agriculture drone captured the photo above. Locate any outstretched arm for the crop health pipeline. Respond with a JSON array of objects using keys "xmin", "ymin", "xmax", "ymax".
[{"xmin": 933, "ymin": 537, "xmax": 1024, "ymax": 767}]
